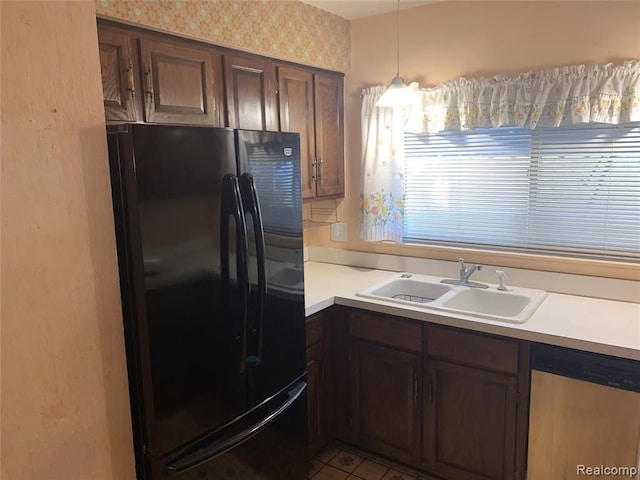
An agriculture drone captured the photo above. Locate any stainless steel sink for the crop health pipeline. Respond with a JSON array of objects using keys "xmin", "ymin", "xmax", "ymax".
[{"xmin": 357, "ymin": 274, "xmax": 547, "ymax": 323}]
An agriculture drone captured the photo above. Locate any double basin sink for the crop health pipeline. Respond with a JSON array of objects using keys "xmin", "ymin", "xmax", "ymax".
[{"xmin": 357, "ymin": 273, "xmax": 547, "ymax": 323}]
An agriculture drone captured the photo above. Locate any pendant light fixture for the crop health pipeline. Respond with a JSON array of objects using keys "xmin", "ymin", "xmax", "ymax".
[{"xmin": 376, "ymin": 0, "xmax": 413, "ymax": 107}]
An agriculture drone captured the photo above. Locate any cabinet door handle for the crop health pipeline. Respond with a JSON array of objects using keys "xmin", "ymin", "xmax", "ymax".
[
  {"xmin": 318, "ymin": 158, "xmax": 325, "ymax": 186},
  {"xmin": 144, "ymin": 65, "xmax": 153, "ymax": 100},
  {"xmin": 311, "ymin": 160, "xmax": 317, "ymax": 181},
  {"xmin": 126, "ymin": 59, "xmax": 136, "ymax": 98},
  {"xmin": 429, "ymin": 377, "xmax": 434, "ymax": 404}
]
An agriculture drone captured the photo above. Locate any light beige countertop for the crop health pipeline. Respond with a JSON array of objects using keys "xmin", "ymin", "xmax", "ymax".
[{"xmin": 304, "ymin": 261, "xmax": 640, "ymax": 361}]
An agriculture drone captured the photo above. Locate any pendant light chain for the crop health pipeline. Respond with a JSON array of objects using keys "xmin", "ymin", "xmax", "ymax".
[
  {"xmin": 396, "ymin": 0, "xmax": 400, "ymax": 77},
  {"xmin": 375, "ymin": 0, "xmax": 412, "ymax": 106}
]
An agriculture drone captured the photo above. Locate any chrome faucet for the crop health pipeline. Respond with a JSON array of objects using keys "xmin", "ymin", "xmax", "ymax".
[
  {"xmin": 441, "ymin": 258, "xmax": 489, "ymax": 289},
  {"xmin": 459, "ymin": 258, "xmax": 482, "ymax": 282}
]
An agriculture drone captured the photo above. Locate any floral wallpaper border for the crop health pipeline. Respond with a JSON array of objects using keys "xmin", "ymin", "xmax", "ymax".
[{"xmin": 95, "ymin": 0, "xmax": 350, "ymax": 72}]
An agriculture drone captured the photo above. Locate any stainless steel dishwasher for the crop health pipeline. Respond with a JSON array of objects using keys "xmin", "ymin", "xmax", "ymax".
[{"xmin": 528, "ymin": 343, "xmax": 640, "ymax": 480}]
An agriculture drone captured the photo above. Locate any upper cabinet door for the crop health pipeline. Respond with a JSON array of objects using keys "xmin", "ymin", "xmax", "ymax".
[
  {"xmin": 97, "ymin": 25, "xmax": 141, "ymax": 122},
  {"xmin": 276, "ymin": 67, "xmax": 345, "ymax": 201},
  {"xmin": 314, "ymin": 74, "xmax": 344, "ymax": 198},
  {"xmin": 277, "ymin": 66, "xmax": 316, "ymax": 200},
  {"xmin": 139, "ymin": 39, "xmax": 221, "ymax": 125},
  {"xmin": 223, "ymin": 55, "xmax": 276, "ymax": 131}
]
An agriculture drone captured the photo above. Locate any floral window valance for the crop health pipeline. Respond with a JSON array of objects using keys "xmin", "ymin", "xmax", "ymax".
[{"xmin": 404, "ymin": 60, "xmax": 640, "ymax": 134}]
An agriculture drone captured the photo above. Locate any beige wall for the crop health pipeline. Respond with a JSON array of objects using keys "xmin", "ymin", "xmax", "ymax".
[
  {"xmin": 1, "ymin": 2, "xmax": 135, "ymax": 479},
  {"xmin": 306, "ymin": 1, "xmax": 640, "ymax": 272},
  {"xmin": 95, "ymin": 0, "xmax": 350, "ymax": 72}
]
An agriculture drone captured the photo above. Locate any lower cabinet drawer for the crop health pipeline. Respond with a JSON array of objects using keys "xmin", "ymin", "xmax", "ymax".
[
  {"xmin": 427, "ymin": 325, "xmax": 519, "ymax": 375},
  {"xmin": 306, "ymin": 314, "xmax": 324, "ymax": 347},
  {"xmin": 348, "ymin": 310, "xmax": 421, "ymax": 353}
]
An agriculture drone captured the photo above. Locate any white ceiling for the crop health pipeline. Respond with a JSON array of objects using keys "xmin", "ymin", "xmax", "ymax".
[{"xmin": 300, "ymin": 0, "xmax": 437, "ymax": 20}]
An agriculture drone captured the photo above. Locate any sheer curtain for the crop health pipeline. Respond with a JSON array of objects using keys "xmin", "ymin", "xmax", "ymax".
[
  {"xmin": 359, "ymin": 86, "xmax": 406, "ymax": 242},
  {"xmin": 405, "ymin": 60, "xmax": 640, "ymax": 134}
]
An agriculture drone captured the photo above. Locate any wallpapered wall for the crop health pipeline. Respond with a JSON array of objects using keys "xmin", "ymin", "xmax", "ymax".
[{"xmin": 95, "ymin": 0, "xmax": 350, "ymax": 72}]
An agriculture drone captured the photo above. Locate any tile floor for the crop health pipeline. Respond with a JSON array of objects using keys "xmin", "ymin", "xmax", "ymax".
[{"xmin": 310, "ymin": 444, "xmax": 442, "ymax": 480}]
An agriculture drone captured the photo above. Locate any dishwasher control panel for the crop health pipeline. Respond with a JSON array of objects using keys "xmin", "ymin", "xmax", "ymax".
[{"xmin": 531, "ymin": 343, "xmax": 640, "ymax": 393}]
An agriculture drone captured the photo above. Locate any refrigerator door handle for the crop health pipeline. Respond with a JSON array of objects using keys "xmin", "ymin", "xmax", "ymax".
[
  {"xmin": 166, "ymin": 380, "xmax": 307, "ymax": 474},
  {"xmin": 220, "ymin": 173, "xmax": 250, "ymax": 373},
  {"xmin": 239, "ymin": 173, "xmax": 266, "ymax": 364}
]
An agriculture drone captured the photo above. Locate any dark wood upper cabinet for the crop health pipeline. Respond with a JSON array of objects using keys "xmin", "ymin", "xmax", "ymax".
[
  {"xmin": 139, "ymin": 39, "xmax": 222, "ymax": 126},
  {"xmin": 425, "ymin": 360, "xmax": 518, "ymax": 480},
  {"xmin": 277, "ymin": 66, "xmax": 316, "ymax": 200},
  {"xmin": 97, "ymin": 25, "xmax": 142, "ymax": 122},
  {"xmin": 277, "ymin": 66, "xmax": 344, "ymax": 201},
  {"xmin": 96, "ymin": 21, "xmax": 344, "ymax": 198},
  {"xmin": 223, "ymin": 55, "xmax": 276, "ymax": 131},
  {"xmin": 314, "ymin": 73, "xmax": 344, "ymax": 198}
]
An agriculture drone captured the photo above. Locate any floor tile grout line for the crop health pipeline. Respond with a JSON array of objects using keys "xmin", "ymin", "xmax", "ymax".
[
  {"xmin": 314, "ymin": 442, "xmax": 429, "ymax": 480},
  {"xmin": 360, "ymin": 450, "xmax": 419, "ymax": 478},
  {"xmin": 309, "ymin": 456, "xmax": 328, "ymax": 479},
  {"xmin": 329, "ymin": 450, "xmax": 365, "ymax": 475}
]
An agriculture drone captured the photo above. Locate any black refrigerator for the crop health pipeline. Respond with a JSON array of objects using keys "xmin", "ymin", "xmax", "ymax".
[{"xmin": 107, "ymin": 123, "xmax": 308, "ymax": 480}]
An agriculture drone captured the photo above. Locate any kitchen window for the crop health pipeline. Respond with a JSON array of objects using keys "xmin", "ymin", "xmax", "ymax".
[{"xmin": 403, "ymin": 123, "xmax": 640, "ymax": 261}]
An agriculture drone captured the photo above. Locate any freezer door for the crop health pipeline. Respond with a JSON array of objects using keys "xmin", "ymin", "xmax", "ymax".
[
  {"xmin": 112, "ymin": 124, "xmax": 252, "ymax": 457},
  {"xmin": 151, "ymin": 375, "xmax": 309, "ymax": 480}
]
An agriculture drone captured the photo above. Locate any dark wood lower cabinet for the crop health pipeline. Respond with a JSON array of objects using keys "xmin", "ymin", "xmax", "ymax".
[
  {"xmin": 350, "ymin": 341, "xmax": 422, "ymax": 466},
  {"xmin": 329, "ymin": 309, "xmax": 529, "ymax": 480},
  {"xmin": 306, "ymin": 342, "xmax": 325, "ymax": 454},
  {"xmin": 306, "ymin": 310, "xmax": 331, "ymax": 455},
  {"xmin": 425, "ymin": 360, "xmax": 518, "ymax": 480}
]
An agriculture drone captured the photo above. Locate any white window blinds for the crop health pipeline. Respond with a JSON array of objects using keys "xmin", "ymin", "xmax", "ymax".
[
  {"xmin": 403, "ymin": 123, "xmax": 640, "ymax": 260},
  {"xmin": 248, "ymin": 151, "xmax": 303, "ymax": 236}
]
